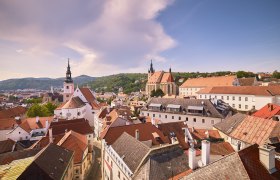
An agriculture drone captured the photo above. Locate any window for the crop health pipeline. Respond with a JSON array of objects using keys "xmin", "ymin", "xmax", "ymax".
[
  {"xmin": 66, "ymin": 95, "xmax": 69, "ymax": 97},
  {"xmin": 77, "ymin": 112, "xmax": 81, "ymax": 116},
  {"xmin": 239, "ymin": 104, "xmax": 241, "ymax": 109},
  {"xmin": 211, "ymin": 120, "xmax": 214, "ymax": 124},
  {"xmin": 245, "ymin": 105, "xmax": 248, "ymax": 109},
  {"xmin": 193, "ymin": 118, "xmax": 196, "ymax": 122},
  {"xmin": 232, "ymin": 104, "xmax": 235, "ymax": 108},
  {"xmin": 147, "ymin": 113, "xmax": 149, "ymax": 116},
  {"xmin": 118, "ymin": 171, "xmax": 120, "ymax": 178},
  {"xmin": 202, "ymin": 119, "xmax": 205, "ymax": 123},
  {"xmin": 165, "ymin": 115, "xmax": 167, "ymax": 118},
  {"xmin": 142, "ymin": 112, "xmax": 144, "ymax": 116},
  {"xmin": 245, "ymin": 97, "xmax": 248, "ymax": 101},
  {"xmin": 76, "ymin": 169, "xmax": 79, "ymax": 174},
  {"xmin": 186, "ymin": 117, "xmax": 188, "ymax": 121},
  {"xmin": 239, "ymin": 97, "xmax": 241, "ymax": 101},
  {"xmin": 19, "ymin": 132, "xmax": 21, "ymax": 134},
  {"xmin": 227, "ymin": 96, "xmax": 229, "ymax": 100},
  {"xmin": 172, "ymin": 116, "xmax": 174, "ymax": 119},
  {"xmin": 159, "ymin": 114, "xmax": 161, "ymax": 118},
  {"xmin": 252, "ymin": 105, "xmax": 255, "ymax": 109},
  {"xmin": 66, "ymin": 86, "xmax": 69, "ymax": 89},
  {"xmin": 221, "ymin": 96, "xmax": 223, "ymax": 100},
  {"xmin": 232, "ymin": 96, "xmax": 235, "ymax": 100},
  {"xmin": 179, "ymin": 116, "xmax": 181, "ymax": 120},
  {"xmin": 153, "ymin": 114, "xmax": 155, "ymax": 117},
  {"xmin": 200, "ymin": 95, "xmax": 202, "ymax": 98}
]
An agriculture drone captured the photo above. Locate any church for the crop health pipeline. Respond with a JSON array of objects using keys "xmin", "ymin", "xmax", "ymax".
[
  {"xmin": 55, "ymin": 60, "xmax": 101, "ymax": 127},
  {"xmin": 145, "ymin": 60, "xmax": 178, "ymax": 96}
]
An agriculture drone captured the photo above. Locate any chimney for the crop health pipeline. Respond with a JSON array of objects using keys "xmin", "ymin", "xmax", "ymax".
[
  {"xmin": 270, "ymin": 104, "xmax": 273, "ymax": 112},
  {"xmin": 151, "ymin": 117, "xmax": 155, "ymax": 126},
  {"xmin": 36, "ymin": 116, "xmax": 39, "ymax": 123},
  {"xmin": 65, "ymin": 129, "xmax": 68, "ymax": 134},
  {"xmin": 205, "ymin": 130, "xmax": 209, "ymax": 139},
  {"xmin": 135, "ymin": 129, "xmax": 139, "ymax": 140},
  {"xmin": 49, "ymin": 128, "xmax": 53, "ymax": 143},
  {"xmin": 189, "ymin": 148, "xmax": 196, "ymax": 169},
  {"xmin": 202, "ymin": 140, "xmax": 210, "ymax": 166},
  {"xmin": 259, "ymin": 144, "xmax": 277, "ymax": 174},
  {"xmin": 45, "ymin": 120, "xmax": 49, "ymax": 130},
  {"xmin": 171, "ymin": 137, "xmax": 176, "ymax": 144}
]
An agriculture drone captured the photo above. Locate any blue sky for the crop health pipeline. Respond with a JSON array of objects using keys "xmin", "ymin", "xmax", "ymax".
[{"xmin": 0, "ymin": 0, "xmax": 279, "ymax": 80}]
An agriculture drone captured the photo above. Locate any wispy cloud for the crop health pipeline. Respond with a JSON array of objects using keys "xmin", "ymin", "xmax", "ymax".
[{"xmin": 0, "ymin": 0, "xmax": 176, "ymax": 80}]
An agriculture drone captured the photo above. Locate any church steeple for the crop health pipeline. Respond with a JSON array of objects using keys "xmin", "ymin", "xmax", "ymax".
[
  {"xmin": 65, "ymin": 58, "xmax": 73, "ymax": 83},
  {"xmin": 148, "ymin": 60, "xmax": 155, "ymax": 74}
]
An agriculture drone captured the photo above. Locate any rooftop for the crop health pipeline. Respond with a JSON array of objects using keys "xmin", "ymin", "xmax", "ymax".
[
  {"xmin": 253, "ymin": 103, "xmax": 280, "ymax": 119},
  {"xmin": 180, "ymin": 76, "xmax": 237, "ymax": 88}
]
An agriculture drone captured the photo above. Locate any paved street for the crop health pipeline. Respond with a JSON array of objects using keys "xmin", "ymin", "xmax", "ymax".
[{"xmin": 86, "ymin": 141, "xmax": 102, "ymax": 180}]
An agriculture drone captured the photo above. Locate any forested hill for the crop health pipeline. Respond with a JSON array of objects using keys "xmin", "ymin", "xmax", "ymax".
[{"xmin": 0, "ymin": 75, "xmax": 95, "ymax": 90}]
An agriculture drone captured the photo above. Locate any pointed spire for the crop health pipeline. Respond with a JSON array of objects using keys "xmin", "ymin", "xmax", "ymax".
[
  {"xmin": 149, "ymin": 59, "xmax": 155, "ymax": 73},
  {"xmin": 169, "ymin": 66, "xmax": 172, "ymax": 73},
  {"xmin": 65, "ymin": 59, "xmax": 73, "ymax": 83}
]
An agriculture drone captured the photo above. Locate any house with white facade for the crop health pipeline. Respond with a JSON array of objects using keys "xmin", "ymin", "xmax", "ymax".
[
  {"xmin": 55, "ymin": 86, "xmax": 101, "ymax": 127},
  {"xmin": 197, "ymin": 86, "xmax": 280, "ymax": 111},
  {"xmin": 6, "ymin": 116, "xmax": 53, "ymax": 141},
  {"xmin": 179, "ymin": 75, "xmax": 239, "ymax": 97},
  {"xmin": 140, "ymin": 98, "xmax": 232, "ymax": 129},
  {"xmin": 103, "ymin": 132, "xmax": 190, "ymax": 180}
]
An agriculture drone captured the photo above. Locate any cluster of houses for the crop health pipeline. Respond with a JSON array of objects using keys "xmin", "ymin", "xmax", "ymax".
[{"xmin": 0, "ymin": 61, "xmax": 280, "ymax": 179}]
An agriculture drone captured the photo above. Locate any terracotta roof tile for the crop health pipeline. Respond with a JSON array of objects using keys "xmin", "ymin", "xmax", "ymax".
[
  {"xmin": 197, "ymin": 86, "xmax": 280, "ymax": 96},
  {"xmin": 161, "ymin": 72, "xmax": 174, "ymax": 83},
  {"xmin": 50, "ymin": 118, "xmax": 93, "ymax": 135},
  {"xmin": 79, "ymin": 87, "xmax": 96, "ymax": 103},
  {"xmin": 238, "ymin": 77, "xmax": 256, "ymax": 86},
  {"xmin": 0, "ymin": 106, "xmax": 27, "ymax": 119},
  {"xmin": 19, "ymin": 116, "xmax": 53, "ymax": 133},
  {"xmin": 148, "ymin": 71, "xmax": 164, "ymax": 83},
  {"xmin": 0, "ymin": 118, "xmax": 20, "ymax": 130},
  {"xmin": 180, "ymin": 76, "xmax": 237, "ymax": 88},
  {"xmin": 62, "ymin": 97, "xmax": 85, "ymax": 109},
  {"xmin": 101, "ymin": 122, "xmax": 169, "ymax": 145},
  {"xmin": 253, "ymin": 103, "xmax": 280, "ymax": 119},
  {"xmin": 230, "ymin": 116, "xmax": 280, "ymax": 145}
]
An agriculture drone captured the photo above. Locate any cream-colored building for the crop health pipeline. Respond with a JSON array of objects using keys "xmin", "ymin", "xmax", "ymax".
[{"xmin": 179, "ymin": 75, "xmax": 239, "ymax": 97}]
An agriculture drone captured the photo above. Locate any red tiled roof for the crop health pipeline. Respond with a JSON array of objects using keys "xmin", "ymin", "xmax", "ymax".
[
  {"xmin": 180, "ymin": 76, "xmax": 237, "ymax": 88},
  {"xmin": 197, "ymin": 86, "xmax": 280, "ymax": 96},
  {"xmin": 62, "ymin": 97, "xmax": 85, "ymax": 109},
  {"xmin": 79, "ymin": 87, "xmax": 96, "ymax": 103},
  {"xmin": 0, "ymin": 118, "xmax": 20, "ymax": 130},
  {"xmin": 148, "ymin": 71, "xmax": 163, "ymax": 83},
  {"xmin": 161, "ymin": 72, "xmax": 174, "ymax": 83},
  {"xmin": 19, "ymin": 116, "xmax": 53, "ymax": 133},
  {"xmin": 101, "ymin": 122, "xmax": 169, "ymax": 145},
  {"xmin": 189, "ymin": 128, "xmax": 221, "ymax": 140},
  {"xmin": 238, "ymin": 144, "xmax": 280, "ymax": 179},
  {"xmin": 59, "ymin": 131, "xmax": 88, "ymax": 164},
  {"xmin": 230, "ymin": 116, "xmax": 280, "ymax": 145},
  {"xmin": 0, "ymin": 106, "xmax": 27, "ymax": 119},
  {"xmin": 253, "ymin": 103, "xmax": 280, "ymax": 119},
  {"xmin": 210, "ymin": 142, "xmax": 235, "ymax": 156},
  {"xmin": 50, "ymin": 118, "xmax": 93, "ymax": 135}
]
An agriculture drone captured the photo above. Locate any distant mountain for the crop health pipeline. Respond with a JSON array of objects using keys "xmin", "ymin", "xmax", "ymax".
[{"xmin": 0, "ymin": 75, "xmax": 95, "ymax": 90}]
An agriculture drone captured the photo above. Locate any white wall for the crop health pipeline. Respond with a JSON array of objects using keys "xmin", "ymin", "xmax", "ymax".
[
  {"xmin": 141, "ymin": 110, "xmax": 222, "ymax": 129},
  {"xmin": 104, "ymin": 144, "xmax": 132, "ymax": 180},
  {"xmin": 6, "ymin": 127, "xmax": 30, "ymax": 141},
  {"xmin": 198, "ymin": 93, "xmax": 276, "ymax": 111},
  {"xmin": 179, "ymin": 87, "xmax": 202, "ymax": 97}
]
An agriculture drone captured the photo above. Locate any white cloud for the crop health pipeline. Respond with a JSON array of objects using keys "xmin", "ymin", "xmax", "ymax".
[{"xmin": 0, "ymin": 0, "xmax": 176, "ymax": 79}]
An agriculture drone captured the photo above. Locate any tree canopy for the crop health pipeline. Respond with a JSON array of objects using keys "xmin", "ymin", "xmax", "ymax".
[
  {"xmin": 27, "ymin": 102, "xmax": 57, "ymax": 117},
  {"xmin": 150, "ymin": 89, "xmax": 165, "ymax": 97}
]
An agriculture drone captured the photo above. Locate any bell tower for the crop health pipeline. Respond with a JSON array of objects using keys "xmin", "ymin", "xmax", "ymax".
[
  {"xmin": 63, "ymin": 59, "xmax": 74, "ymax": 102},
  {"xmin": 148, "ymin": 59, "xmax": 155, "ymax": 80}
]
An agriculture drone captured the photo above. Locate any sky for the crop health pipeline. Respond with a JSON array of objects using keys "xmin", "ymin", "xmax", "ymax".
[{"xmin": 0, "ymin": 0, "xmax": 279, "ymax": 80}]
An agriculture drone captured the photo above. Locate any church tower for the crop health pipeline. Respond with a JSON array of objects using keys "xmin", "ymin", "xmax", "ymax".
[
  {"xmin": 148, "ymin": 60, "xmax": 155, "ymax": 80},
  {"xmin": 63, "ymin": 59, "xmax": 74, "ymax": 102}
]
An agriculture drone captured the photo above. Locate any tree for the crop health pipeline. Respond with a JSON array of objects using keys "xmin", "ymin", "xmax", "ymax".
[
  {"xmin": 236, "ymin": 71, "xmax": 255, "ymax": 78},
  {"xmin": 27, "ymin": 103, "xmax": 57, "ymax": 117},
  {"xmin": 272, "ymin": 70, "xmax": 280, "ymax": 79},
  {"xmin": 150, "ymin": 89, "xmax": 165, "ymax": 97}
]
